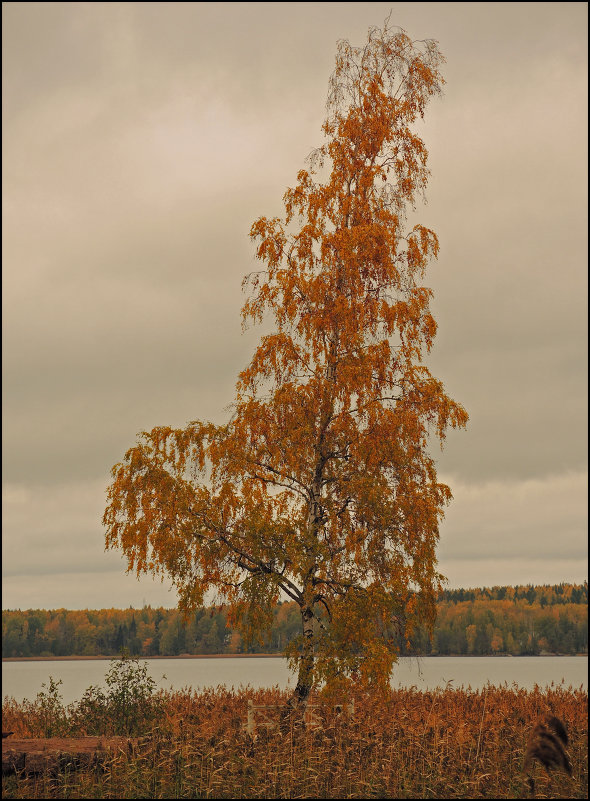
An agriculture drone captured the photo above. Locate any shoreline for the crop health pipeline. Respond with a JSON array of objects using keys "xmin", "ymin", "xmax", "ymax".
[
  {"xmin": 2, "ymin": 653, "xmax": 284, "ymax": 662},
  {"xmin": 3, "ymin": 653, "xmax": 586, "ymax": 662}
]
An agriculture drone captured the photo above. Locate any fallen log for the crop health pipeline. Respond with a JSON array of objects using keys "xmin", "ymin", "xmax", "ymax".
[{"xmin": 2, "ymin": 737, "xmax": 140, "ymax": 776}]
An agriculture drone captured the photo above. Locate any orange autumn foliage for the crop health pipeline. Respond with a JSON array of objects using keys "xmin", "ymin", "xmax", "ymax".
[{"xmin": 103, "ymin": 20, "xmax": 467, "ymax": 706}]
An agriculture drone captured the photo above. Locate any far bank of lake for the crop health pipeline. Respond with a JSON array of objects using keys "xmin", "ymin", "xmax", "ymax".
[
  {"xmin": 2, "ymin": 655, "xmax": 587, "ymax": 706},
  {"xmin": 2, "ymin": 653, "xmax": 284, "ymax": 661},
  {"xmin": 2, "ymin": 651, "xmax": 586, "ymax": 662}
]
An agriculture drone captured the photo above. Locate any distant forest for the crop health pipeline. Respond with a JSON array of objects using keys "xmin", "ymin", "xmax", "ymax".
[{"xmin": 2, "ymin": 583, "xmax": 587, "ymax": 659}]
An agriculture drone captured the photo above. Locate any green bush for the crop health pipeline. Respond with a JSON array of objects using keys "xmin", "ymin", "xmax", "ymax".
[
  {"xmin": 101, "ymin": 652, "xmax": 164, "ymax": 736},
  {"xmin": 17, "ymin": 654, "xmax": 166, "ymax": 738},
  {"xmin": 34, "ymin": 676, "xmax": 68, "ymax": 738}
]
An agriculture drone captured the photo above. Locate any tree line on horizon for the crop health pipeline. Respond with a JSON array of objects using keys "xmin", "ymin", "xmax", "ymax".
[{"xmin": 2, "ymin": 582, "xmax": 587, "ymax": 659}]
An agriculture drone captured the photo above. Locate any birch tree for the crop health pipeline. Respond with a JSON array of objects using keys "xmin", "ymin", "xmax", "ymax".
[{"xmin": 103, "ymin": 20, "xmax": 468, "ymax": 710}]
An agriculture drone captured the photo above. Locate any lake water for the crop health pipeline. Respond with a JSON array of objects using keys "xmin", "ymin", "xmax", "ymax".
[{"xmin": 2, "ymin": 656, "xmax": 587, "ymax": 706}]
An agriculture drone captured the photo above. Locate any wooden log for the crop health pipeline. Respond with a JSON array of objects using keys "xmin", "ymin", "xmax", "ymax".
[{"xmin": 2, "ymin": 737, "xmax": 140, "ymax": 776}]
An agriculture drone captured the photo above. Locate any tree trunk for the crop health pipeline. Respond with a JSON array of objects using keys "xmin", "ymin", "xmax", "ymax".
[
  {"xmin": 281, "ymin": 603, "xmax": 314, "ymax": 729},
  {"xmin": 282, "ymin": 388, "xmax": 327, "ymax": 722},
  {"xmin": 293, "ymin": 603, "xmax": 314, "ymax": 705}
]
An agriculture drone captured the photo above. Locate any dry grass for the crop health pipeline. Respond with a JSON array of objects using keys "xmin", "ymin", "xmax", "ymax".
[{"xmin": 2, "ymin": 684, "xmax": 587, "ymax": 799}]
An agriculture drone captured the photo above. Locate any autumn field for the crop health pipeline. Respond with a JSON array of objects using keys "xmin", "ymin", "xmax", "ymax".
[{"xmin": 2, "ymin": 682, "xmax": 587, "ymax": 799}]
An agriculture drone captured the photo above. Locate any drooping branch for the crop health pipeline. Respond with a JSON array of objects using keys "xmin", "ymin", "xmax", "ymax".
[{"xmin": 185, "ymin": 505, "xmax": 304, "ymax": 604}]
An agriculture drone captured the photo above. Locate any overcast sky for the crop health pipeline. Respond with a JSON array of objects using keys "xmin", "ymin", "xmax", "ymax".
[{"xmin": 2, "ymin": 2, "xmax": 587, "ymax": 611}]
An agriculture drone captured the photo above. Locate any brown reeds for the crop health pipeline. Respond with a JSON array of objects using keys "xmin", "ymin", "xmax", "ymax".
[
  {"xmin": 2, "ymin": 684, "xmax": 587, "ymax": 799},
  {"xmin": 524, "ymin": 714, "xmax": 573, "ymax": 796}
]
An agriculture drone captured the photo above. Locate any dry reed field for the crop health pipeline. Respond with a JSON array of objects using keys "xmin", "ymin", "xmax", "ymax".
[{"xmin": 2, "ymin": 684, "xmax": 587, "ymax": 799}]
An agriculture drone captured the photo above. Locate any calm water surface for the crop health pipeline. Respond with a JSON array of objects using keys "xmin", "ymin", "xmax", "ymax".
[{"xmin": 2, "ymin": 656, "xmax": 587, "ymax": 705}]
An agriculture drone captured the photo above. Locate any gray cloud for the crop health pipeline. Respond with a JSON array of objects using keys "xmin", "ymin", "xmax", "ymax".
[
  {"xmin": 438, "ymin": 472, "xmax": 588, "ymax": 561},
  {"xmin": 2, "ymin": 2, "xmax": 587, "ymax": 607}
]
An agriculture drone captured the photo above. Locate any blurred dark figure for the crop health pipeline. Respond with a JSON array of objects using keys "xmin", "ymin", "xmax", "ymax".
[{"xmin": 524, "ymin": 715, "xmax": 572, "ymax": 796}]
